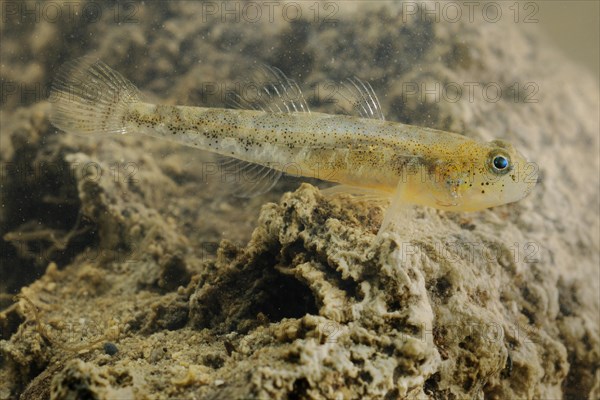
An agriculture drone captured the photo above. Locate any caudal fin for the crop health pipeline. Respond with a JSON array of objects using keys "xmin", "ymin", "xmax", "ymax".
[{"xmin": 50, "ymin": 58, "xmax": 140, "ymax": 135}]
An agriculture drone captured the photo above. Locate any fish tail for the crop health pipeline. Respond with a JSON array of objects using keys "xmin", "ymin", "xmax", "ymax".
[{"xmin": 50, "ymin": 58, "xmax": 140, "ymax": 135}]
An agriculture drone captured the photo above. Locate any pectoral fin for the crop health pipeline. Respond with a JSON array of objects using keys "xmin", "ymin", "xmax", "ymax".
[
  {"xmin": 377, "ymin": 179, "xmax": 410, "ymax": 238},
  {"xmin": 216, "ymin": 155, "xmax": 283, "ymax": 198}
]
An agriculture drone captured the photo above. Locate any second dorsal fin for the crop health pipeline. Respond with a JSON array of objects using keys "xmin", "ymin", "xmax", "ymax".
[
  {"xmin": 333, "ymin": 77, "xmax": 385, "ymax": 121},
  {"xmin": 227, "ymin": 64, "xmax": 310, "ymax": 114}
]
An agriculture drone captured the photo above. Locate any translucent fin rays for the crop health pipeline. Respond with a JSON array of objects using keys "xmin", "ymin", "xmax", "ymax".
[
  {"xmin": 227, "ymin": 64, "xmax": 310, "ymax": 114},
  {"xmin": 50, "ymin": 57, "xmax": 140, "ymax": 135},
  {"xmin": 336, "ymin": 77, "xmax": 385, "ymax": 121},
  {"xmin": 216, "ymin": 156, "xmax": 283, "ymax": 198},
  {"xmin": 220, "ymin": 65, "xmax": 385, "ymax": 198}
]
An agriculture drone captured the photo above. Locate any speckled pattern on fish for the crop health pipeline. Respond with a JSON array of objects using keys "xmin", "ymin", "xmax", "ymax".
[{"xmin": 50, "ymin": 58, "xmax": 537, "ymax": 223}]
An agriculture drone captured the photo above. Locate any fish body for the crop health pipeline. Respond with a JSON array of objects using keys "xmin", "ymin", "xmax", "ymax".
[{"xmin": 50, "ymin": 59, "xmax": 537, "ymax": 218}]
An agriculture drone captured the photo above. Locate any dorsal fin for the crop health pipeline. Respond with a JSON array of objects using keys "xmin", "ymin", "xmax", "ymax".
[
  {"xmin": 218, "ymin": 64, "xmax": 311, "ymax": 197},
  {"xmin": 227, "ymin": 64, "xmax": 310, "ymax": 114},
  {"xmin": 333, "ymin": 77, "xmax": 385, "ymax": 121}
]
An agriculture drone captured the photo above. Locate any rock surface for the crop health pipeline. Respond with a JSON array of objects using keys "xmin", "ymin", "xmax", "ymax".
[{"xmin": 1, "ymin": 2, "xmax": 598, "ymax": 399}]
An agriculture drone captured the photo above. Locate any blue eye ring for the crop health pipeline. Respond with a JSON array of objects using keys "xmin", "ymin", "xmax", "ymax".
[{"xmin": 488, "ymin": 151, "xmax": 511, "ymax": 175}]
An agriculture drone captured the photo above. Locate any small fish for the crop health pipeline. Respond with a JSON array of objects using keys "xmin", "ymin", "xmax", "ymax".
[{"xmin": 49, "ymin": 59, "xmax": 537, "ymax": 232}]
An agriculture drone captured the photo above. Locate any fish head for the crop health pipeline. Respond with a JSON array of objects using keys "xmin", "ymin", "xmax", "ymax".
[{"xmin": 425, "ymin": 139, "xmax": 538, "ymax": 211}]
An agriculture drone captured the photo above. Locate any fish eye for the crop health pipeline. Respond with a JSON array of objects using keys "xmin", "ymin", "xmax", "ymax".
[
  {"xmin": 488, "ymin": 151, "xmax": 511, "ymax": 175},
  {"xmin": 493, "ymin": 155, "xmax": 508, "ymax": 170}
]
